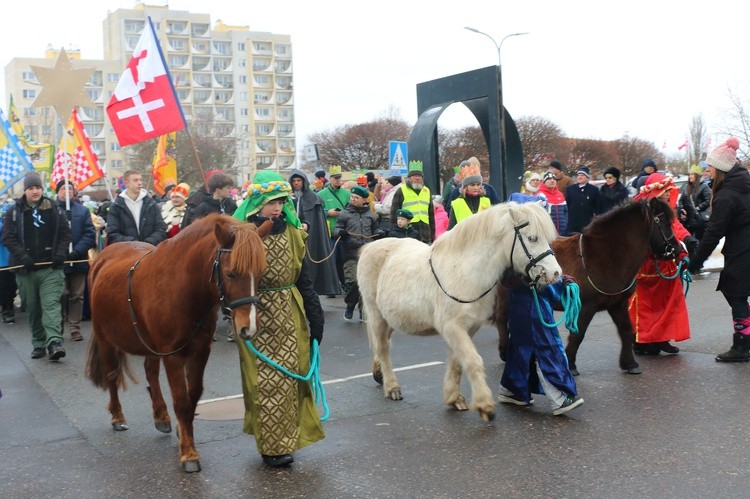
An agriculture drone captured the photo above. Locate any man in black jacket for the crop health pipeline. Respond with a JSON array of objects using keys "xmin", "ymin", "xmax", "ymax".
[
  {"xmin": 106, "ymin": 170, "xmax": 166, "ymax": 245},
  {"xmin": 565, "ymin": 166, "xmax": 600, "ymax": 233},
  {"xmin": 2, "ymin": 172, "xmax": 71, "ymax": 360}
]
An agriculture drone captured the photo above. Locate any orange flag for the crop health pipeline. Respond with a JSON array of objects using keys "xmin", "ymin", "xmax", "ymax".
[
  {"xmin": 151, "ymin": 132, "xmax": 177, "ymax": 196},
  {"xmin": 51, "ymin": 109, "xmax": 104, "ymax": 190}
]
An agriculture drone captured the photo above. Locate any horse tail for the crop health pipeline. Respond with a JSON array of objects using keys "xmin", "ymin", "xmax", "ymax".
[{"xmin": 85, "ymin": 330, "xmax": 138, "ymax": 390}]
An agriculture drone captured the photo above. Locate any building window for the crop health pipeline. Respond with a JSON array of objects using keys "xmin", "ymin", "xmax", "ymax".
[
  {"xmin": 24, "ymin": 107, "xmax": 36, "ymax": 116},
  {"xmin": 239, "ymin": 59, "xmax": 246, "ymax": 68},
  {"xmin": 238, "ymin": 75, "xmax": 247, "ymax": 84},
  {"xmin": 22, "ymin": 89, "xmax": 36, "ymax": 99},
  {"xmin": 22, "ymin": 71, "xmax": 36, "ymax": 80},
  {"xmin": 240, "ymin": 91, "xmax": 248, "ymax": 101},
  {"xmin": 256, "ymin": 124, "xmax": 271, "ymax": 134},
  {"xmin": 240, "ymin": 108, "xmax": 249, "ymax": 116},
  {"xmin": 107, "ymin": 72, "xmax": 119, "ymax": 82},
  {"xmin": 275, "ymin": 44, "xmax": 288, "ymax": 55},
  {"xmin": 256, "ymin": 108, "xmax": 270, "ymax": 117},
  {"xmin": 238, "ymin": 42, "xmax": 245, "ymax": 51},
  {"xmin": 240, "ymin": 125, "xmax": 249, "ymax": 133},
  {"xmin": 110, "ymin": 142, "xmax": 121, "ymax": 151}
]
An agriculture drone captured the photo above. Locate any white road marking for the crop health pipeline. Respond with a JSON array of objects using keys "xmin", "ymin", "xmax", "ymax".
[{"xmin": 197, "ymin": 360, "xmax": 444, "ymax": 405}]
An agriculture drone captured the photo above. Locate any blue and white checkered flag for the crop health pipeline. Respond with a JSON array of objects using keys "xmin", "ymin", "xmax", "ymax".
[{"xmin": 0, "ymin": 106, "xmax": 35, "ymax": 197}]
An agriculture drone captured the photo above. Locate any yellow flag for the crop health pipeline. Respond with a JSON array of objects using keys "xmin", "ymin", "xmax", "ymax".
[
  {"xmin": 151, "ymin": 132, "xmax": 177, "ymax": 196},
  {"xmin": 8, "ymin": 95, "xmax": 54, "ymax": 172}
]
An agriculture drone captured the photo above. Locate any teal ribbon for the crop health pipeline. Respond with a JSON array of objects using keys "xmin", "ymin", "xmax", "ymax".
[
  {"xmin": 531, "ymin": 282, "xmax": 581, "ymax": 334},
  {"xmin": 243, "ymin": 337, "xmax": 329, "ymax": 421}
]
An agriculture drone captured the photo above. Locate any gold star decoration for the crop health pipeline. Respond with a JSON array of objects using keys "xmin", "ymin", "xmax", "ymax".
[{"xmin": 31, "ymin": 48, "xmax": 95, "ymax": 123}]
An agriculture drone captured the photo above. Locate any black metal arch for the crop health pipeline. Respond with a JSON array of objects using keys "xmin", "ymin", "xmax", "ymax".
[{"xmin": 408, "ymin": 65, "xmax": 524, "ymax": 200}]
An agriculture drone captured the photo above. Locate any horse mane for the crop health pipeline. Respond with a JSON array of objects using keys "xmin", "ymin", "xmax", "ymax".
[
  {"xmin": 583, "ymin": 198, "xmax": 674, "ymax": 238},
  {"xmin": 434, "ymin": 202, "xmax": 557, "ymax": 255},
  {"xmin": 170, "ymin": 214, "xmax": 266, "ymax": 277}
]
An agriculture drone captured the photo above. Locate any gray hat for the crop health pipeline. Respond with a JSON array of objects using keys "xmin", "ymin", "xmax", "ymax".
[
  {"xmin": 462, "ymin": 175, "xmax": 483, "ymax": 188},
  {"xmin": 23, "ymin": 172, "xmax": 43, "ymax": 190}
]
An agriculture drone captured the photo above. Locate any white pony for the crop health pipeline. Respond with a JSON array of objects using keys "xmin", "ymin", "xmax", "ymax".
[{"xmin": 357, "ymin": 202, "xmax": 561, "ymax": 421}]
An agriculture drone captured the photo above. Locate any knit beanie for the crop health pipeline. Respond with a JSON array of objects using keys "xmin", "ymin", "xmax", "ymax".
[
  {"xmin": 462, "ymin": 175, "xmax": 483, "ymax": 188},
  {"xmin": 688, "ymin": 164, "xmax": 704, "ymax": 176},
  {"xmin": 170, "ymin": 183, "xmax": 191, "ymax": 200},
  {"xmin": 55, "ymin": 179, "xmax": 74, "ymax": 193},
  {"xmin": 706, "ymin": 137, "xmax": 740, "ymax": 172},
  {"xmin": 24, "ymin": 172, "xmax": 43, "ymax": 190}
]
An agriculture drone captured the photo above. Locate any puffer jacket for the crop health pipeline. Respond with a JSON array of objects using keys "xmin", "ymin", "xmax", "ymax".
[{"xmin": 333, "ymin": 203, "xmax": 380, "ymax": 261}]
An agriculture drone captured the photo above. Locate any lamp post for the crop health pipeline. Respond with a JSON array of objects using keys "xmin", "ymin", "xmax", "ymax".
[{"xmin": 464, "ymin": 28, "xmax": 528, "ymax": 192}]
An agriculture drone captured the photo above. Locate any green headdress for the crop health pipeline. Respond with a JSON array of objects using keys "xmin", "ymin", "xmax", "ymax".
[
  {"xmin": 233, "ymin": 171, "xmax": 301, "ymax": 228},
  {"xmin": 407, "ymin": 160, "xmax": 424, "ymax": 177}
]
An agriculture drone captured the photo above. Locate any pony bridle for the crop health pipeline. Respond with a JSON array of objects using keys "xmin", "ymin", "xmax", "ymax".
[
  {"xmin": 212, "ymin": 248, "xmax": 260, "ymax": 319},
  {"xmin": 510, "ymin": 221, "xmax": 555, "ymax": 286},
  {"xmin": 650, "ymin": 208, "xmax": 678, "ymax": 260}
]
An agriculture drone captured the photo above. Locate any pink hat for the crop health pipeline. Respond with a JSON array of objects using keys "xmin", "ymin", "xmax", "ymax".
[{"xmin": 706, "ymin": 137, "xmax": 740, "ymax": 172}]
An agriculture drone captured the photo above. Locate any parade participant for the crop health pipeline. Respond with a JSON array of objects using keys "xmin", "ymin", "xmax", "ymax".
[
  {"xmin": 2, "ymin": 172, "xmax": 71, "ymax": 360},
  {"xmin": 538, "ymin": 170, "xmax": 568, "ymax": 236},
  {"xmin": 565, "ymin": 166, "xmax": 600, "ymax": 233},
  {"xmin": 374, "ymin": 175, "xmax": 401, "ymax": 232},
  {"xmin": 288, "ymin": 169, "xmax": 342, "ymax": 297},
  {"xmin": 524, "ymin": 172, "xmax": 543, "ymax": 194},
  {"xmin": 56, "ymin": 180, "xmax": 96, "ymax": 342},
  {"xmin": 631, "ymin": 158, "xmax": 658, "ymax": 192},
  {"xmin": 189, "ymin": 171, "xmax": 237, "ymax": 221},
  {"xmin": 432, "ymin": 195, "xmax": 449, "ymax": 239},
  {"xmin": 497, "ymin": 272, "xmax": 584, "ymax": 416},
  {"xmin": 232, "ymin": 171, "xmax": 325, "ymax": 467},
  {"xmin": 160, "ymin": 182, "xmax": 191, "ymax": 239},
  {"xmin": 318, "ymin": 165, "xmax": 350, "ymax": 293},
  {"xmin": 388, "ymin": 208, "xmax": 419, "ymax": 239},
  {"xmin": 597, "ymin": 166, "xmax": 629, "ymax": 214},
  {"xmin": 548, "ymin": 160, "xmax": 573, "ymax": 197},
  {"xmin": 688, "ymin": 138, "xmax": 750, "ymax": 362},
  {"xmin": 677, "ymin": 164, "xmax": 712, "ymax": 240},
  {"xmin": 334, "ymin": 186, "xmax": 384, "ymax": 321},
  {"xmin": 630, "ymin": 173, "xmax": 697, "ymax": 355},
  {"xmin": 106, "ymin": 170, "xmax": 167, "ymax": 245},
  {"xmin": 390, "ymin": 160, "xmax": 435, "ymax": 244},
  {"xmin": 444, "ymin": 157, "xmax": 501, "ymax": 215},
  {"xmin": 312, "ymin": 170, "xmax": 328, "ymax": 191},
  {"xmin": 447, "ymin": 168, "xmax": 490, "ymax": 229}
]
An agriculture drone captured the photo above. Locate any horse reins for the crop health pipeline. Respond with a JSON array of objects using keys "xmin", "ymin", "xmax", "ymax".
[
  {"xmin": 578, "ymin": 233, "xmax": 636, "ymax": 296},
  {"xmin": 126, "ymin": 248, "xmax": 259, "ymax": 356}
]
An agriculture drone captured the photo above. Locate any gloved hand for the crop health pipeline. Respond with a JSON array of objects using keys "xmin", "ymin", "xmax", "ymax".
[
  {"xmin": 337, "ymin": 229, "xmax": 348, "ymax": 238},
  {"xmin": 683, "ymin": 236, "xmax": 699, "ymax": 254},
  {"xmin": 51, "ymin": 255, "xmax": 65, "ymax": 269},
  {"xmin": 67, "ymin": 250, "xmax": 81, "ymax": 261},
  {"xmin": 309, "ymin": 324, "xmax": 323, "ymax": 346},
  {"xmin": 687, "ymin": 258, "xmax": 702, "ymax": 275},
  {"xmin": 22, "ymin": 255, "xmax": 35, "ymax": 271},
  {"xmin": 374, "ymin": 229, "xmax": 387, "ymax": 239},
  {"xmin": 562, "ymin": 274, "xmax": 577, "ymax": 287}
]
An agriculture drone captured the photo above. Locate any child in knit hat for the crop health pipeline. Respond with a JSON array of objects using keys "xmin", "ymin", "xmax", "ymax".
[{"xmin": 688, "ymin": 137, "xmax": 750, "ymax": 361}]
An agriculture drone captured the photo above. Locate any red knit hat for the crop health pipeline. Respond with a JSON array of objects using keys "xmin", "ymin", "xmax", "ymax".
[{"xmin": 706, "ymin": 137, "xmax": 740, "ymax": 172}]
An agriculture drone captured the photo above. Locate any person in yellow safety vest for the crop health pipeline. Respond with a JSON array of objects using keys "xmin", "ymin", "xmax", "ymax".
[
  {"xmin": 389, "ymin": 160, "xmax": 435, "ymax": 244},
  {"xmin": 447, "ymin": 172, "xmax": 491, "ymax": 230}
]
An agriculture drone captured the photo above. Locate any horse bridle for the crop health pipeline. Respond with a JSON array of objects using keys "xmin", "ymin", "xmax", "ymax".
[
  {"xmin": 430, "ymin": 221, "xmax": 553, "ymax": 303},
  {"xmin": 650, "ymin": 207, "xmax": 678, "ymax": 260},
  {"xmin": 580, "ymin": 203, "xmax": 677, "ymax": 296},
  {"xmin": 211, "ymin": 248, "xmax": 260, "ymax": 318},
  {"xmin": 509, "ymin": 221, "xmax": 555, "ymax": 286},
  {"xmin": 126, "ymin": 248, "xmax": 260, "ymax": 356}
]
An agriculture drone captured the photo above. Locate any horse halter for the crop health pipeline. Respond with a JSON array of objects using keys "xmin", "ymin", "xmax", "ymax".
[
  {"xmin": 211, "ymin": 248, "xmax": 260, "ymax": 318},
  {"xmin": 510, "ymin": 221, "xmax": 555, "ymax": 286},
  {"xmin": 649, "ymin": 206, "xmax": 678, "ymax": 260}
]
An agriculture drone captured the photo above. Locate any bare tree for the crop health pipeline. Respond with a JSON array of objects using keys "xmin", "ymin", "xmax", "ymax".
[
  {"xmin": 515, "ymin": 116, "xmax": 567, "ymax": 169},
  {"xmin": 612, "ymin": 135, "xmax": 662, "ymax": 179},
  {"xmin": 306, "ymin": 116, "xmax": 411, "ymax": 172},
  {"xmin": 438, "ymin": 126, "xmax": 489, "ymax": 184},
  {"xmin": 723, "ymin": 88, "xmax": 750, "ymax": 162},
  {"xmin": 688, "ymin": 114, "xmax": 709, "ymax": 164}
]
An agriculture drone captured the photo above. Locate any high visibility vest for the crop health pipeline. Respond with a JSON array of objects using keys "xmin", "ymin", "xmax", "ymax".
[
  {"xmin": 451, "ymin": 196, "xmax": 490, "ymax": 224},
  {"xmin": 400, "ymin": 184, "xmax": 431, "ymax": 224}
]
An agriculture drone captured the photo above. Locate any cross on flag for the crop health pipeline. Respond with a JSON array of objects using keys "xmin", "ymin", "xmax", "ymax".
[{"xmin": 106, "ymin": 17, "xmax": 186, "ymax": 147}]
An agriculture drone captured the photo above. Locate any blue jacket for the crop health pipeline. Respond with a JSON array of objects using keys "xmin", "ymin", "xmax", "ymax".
[
  {"xmin": 0, "ymin": 217, "xmax": 9, "ymax": 267},
  {"xmin": 57, "ymin": 199, "xmax": 96, "ymax": 273}
]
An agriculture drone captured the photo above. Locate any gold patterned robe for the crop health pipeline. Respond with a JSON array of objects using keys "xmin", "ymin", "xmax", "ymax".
[{"xmin": 236, "ymin": 224, "xmax": 325, "ymax": 455}]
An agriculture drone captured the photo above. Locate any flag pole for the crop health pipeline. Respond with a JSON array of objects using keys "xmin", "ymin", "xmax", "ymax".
[{"xmin": 185, "ymin": 128, "xmax": 208, "ymax": 191}]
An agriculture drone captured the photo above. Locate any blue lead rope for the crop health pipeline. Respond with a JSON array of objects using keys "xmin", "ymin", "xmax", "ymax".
[
  {"xmin": 243, "ymin": 337, "xmax": 330, "ymax": 421},
  {"xmin": 655, "ymin": 257, "xmax": 692, "ymax": 297},
  {"xmin": 531, "ymin": 282, "xmax": 582, "ymax": 334}
]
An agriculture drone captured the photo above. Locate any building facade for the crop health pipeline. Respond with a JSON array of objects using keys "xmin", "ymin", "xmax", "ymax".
[{"xmin": 4, "ymin": 3, "xmax": 296, "ymax": 188}]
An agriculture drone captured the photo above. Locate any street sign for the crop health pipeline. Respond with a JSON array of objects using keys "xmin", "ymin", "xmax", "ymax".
[
  {"xmin": 389, "ymin": 141, "xmax": 408, "ymax": 175},
  {"xmin": 302, "ymin": 144, "xmax": 319, "ymax": 162}
]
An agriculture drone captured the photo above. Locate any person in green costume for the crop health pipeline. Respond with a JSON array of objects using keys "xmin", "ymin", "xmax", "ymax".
[
  {"xmin": 233, "ymin": 171, "xmax": 325, "ymax": 467},
  {"xmin": 316, "ymin": 164, "xmax": 350, "ymax": 293}
]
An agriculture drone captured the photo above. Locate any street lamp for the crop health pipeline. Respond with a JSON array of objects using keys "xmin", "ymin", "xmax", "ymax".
[{"xmin": 464, "ymin": 27, "xmax": 528, "ymax": 194}]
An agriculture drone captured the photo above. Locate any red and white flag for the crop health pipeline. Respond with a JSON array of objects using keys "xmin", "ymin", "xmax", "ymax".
[
  {"xmin": 106, "ymin": 17, "xmax": 186, "ymax": 147},
  {"xmin": 51, "ymin": 109, "xmax": 104, "ymax": 190},
  {"xmin": 677, "ymin": 138, "xmax": 689, "ymax": 150}
]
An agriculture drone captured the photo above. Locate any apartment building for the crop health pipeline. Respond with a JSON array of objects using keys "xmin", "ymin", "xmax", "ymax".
[{"xmin": 4, "ymin": 3, "xmax": 295, "ymax": 187}]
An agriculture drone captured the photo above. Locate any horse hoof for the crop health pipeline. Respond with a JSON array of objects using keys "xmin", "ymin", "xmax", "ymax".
[
  {"xmin": 480, "ymin": 410, "xmax": 496, "ymax": 422},
  {"xmin": 155, "ymin": 421, "xmax": 172, "ymax": 433},
  {"xmin": 373, "ymin": 370, "xmax": 383, "ymax": 385},
  {"xmin": 626, "ymin": 366, "xmax": 642, "ymax": 375},
  {"xmin": 387, "ymin": 389, "xmax": 403, "ymax": 401},
  {"xmin": 451, "ymin": 401, "xmax": 469, "ymax": 411},
  {"xmin": 182, "ymin": 460, "xmax": 201, "ymax": 473},
  {"xmin": 570, "ymin": 368, "xmax": 580, "ymax": 376},
  {"xmin": 112, "ymin": 422, "xmax": 129, "ymax": 431}
]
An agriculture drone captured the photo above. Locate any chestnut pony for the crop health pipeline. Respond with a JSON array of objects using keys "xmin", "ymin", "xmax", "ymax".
[
  {"xmin": 86, "ymin": 214, "xmax": 268, "ymax": 473},
  {"xmin": 495, "ymin": 198, "xmax": 677, "ymax": 375}
]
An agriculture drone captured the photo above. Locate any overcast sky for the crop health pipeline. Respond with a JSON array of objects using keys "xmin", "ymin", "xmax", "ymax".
[{"xmin": 3, "ymin": 0, "xmax": 749, "ymax": 160}]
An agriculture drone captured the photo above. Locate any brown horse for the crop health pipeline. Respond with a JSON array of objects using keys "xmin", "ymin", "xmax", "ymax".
[
  {"xmin": 85, "ymin": 214, "xmax": 269, "ymax": 473},
  {"xmin": 495, "ymin": 198, "xmax": 677, "ymax": 375}
]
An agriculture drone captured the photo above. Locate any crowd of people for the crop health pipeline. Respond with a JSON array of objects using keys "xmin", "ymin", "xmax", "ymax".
[{"xmin": 2, "ymin": 137, "xmax": 749, "ymax": 462}]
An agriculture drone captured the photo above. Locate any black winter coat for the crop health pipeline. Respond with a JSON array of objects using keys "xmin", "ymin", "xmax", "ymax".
[
  {"xmin": 693, "ymin": 166, "xmax": 750, "ymax": 295},
  {"xmin": 2, "ymin": 196, "xmax": 71, "ymax": 271},
  {"xmin": 57, "ymin": 199, "xmax": 96, "ymax": 273},
  {"xmin": 565, "ymin": 183, "xmax": 601, "ymax": 233},
  {"xmin": 106, "ymin": 193, "xmax": 167, "ymax": 246}
]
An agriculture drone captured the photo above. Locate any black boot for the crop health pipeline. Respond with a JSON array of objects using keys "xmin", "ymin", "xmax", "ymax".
[{"xmin": 716, "ymin": 333, "xmax": 750, "ymax": 362}]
